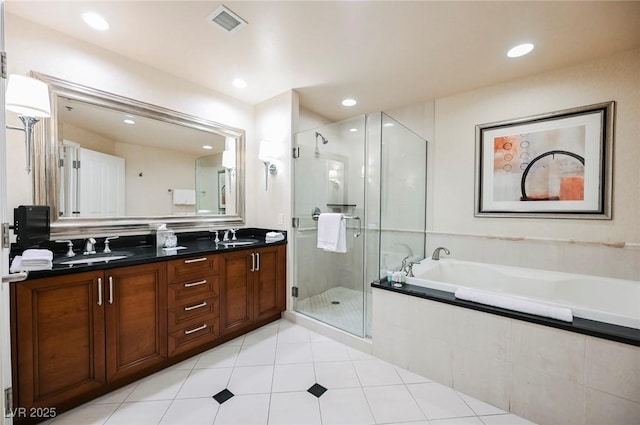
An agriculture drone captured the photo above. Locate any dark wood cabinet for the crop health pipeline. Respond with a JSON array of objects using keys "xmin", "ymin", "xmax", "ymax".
[
  {"xmin": 219, "ymin": 250, "xmax": 254, "ymax": 335},
  {"xmin": 220, "ymin": 244, "xmax": 286, "ymax": 335},
  {"xmin": 11, "ymin": 242, "xmax": 286, "ymax": 421},
  {"xmin": 14, "ymin": 271, "xmax": 106, "ymax": 410},
  {"xmin": 12, "ymin": 262, "xmax": 167, "ymax": 412},
  {"xmin": 254, "ymin": 245, "xmax": 286, "ymax": 322},
  {"xmin": 105, "ymin": 263, "xmax": 167, "ymax": 381},
  {"xmin": 167, "ymin": 255, "xmax": 220, "ymax": 357}
]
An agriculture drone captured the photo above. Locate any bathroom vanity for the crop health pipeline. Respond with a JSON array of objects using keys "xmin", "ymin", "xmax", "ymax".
[{"xmin": 9, "ymin": 230, "xmax": 286, "ymax": 423}]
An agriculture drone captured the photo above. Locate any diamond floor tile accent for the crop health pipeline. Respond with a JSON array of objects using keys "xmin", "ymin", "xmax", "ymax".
[
  {"xmin": 213, "ymin": 388, "xmax": 234, "ymax": 404},
  {"xmin": 307, "ymin": 383, "xmax": 328, "ymax": 398},
  {"xmin": 60, "ymin": 319, "xmax": 536, "ymax": 424}
]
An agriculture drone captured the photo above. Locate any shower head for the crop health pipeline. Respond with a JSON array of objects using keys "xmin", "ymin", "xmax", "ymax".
[{"xmin": 315, "ymin": 132, "xmax": 328, "ymax": 144}]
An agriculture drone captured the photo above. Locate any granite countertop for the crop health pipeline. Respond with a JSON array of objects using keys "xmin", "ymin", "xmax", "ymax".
[{"xmin": 13, "ymin": 228, "xmax": 287, "ymax": 280}]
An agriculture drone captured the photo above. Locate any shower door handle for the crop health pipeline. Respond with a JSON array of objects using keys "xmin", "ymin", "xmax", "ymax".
[{"xmin": 353, "ymin": 216, "xmax": 361, "ymax": 238}]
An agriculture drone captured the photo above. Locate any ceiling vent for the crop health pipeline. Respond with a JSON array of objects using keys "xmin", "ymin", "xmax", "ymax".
[{"xmin": 208, "ymin": 5, "xmax": 247, "ymax": 33}]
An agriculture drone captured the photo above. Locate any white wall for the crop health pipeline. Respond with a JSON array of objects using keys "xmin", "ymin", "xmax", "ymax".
[
  {"xmin": 5, "ymin": 14, "xmax": 254, "ymax": 224},
  {"xmin": 252, "ymin": 90, "xmax": 295, "ymax": 230},
  {"xmin": 429, "ymin": 48, "xmax": 640, "ymax": 279}
]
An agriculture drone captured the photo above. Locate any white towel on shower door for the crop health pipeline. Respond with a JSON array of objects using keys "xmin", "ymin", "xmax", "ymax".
[{"xmin": 317, "ymin": 213, "xmax": 346, "ymax": 253}]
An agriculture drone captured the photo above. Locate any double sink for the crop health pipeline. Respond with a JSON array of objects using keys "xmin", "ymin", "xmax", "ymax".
[{"xmin": 56, "ymin": 238, "xmax": 261, "ymax": 266}]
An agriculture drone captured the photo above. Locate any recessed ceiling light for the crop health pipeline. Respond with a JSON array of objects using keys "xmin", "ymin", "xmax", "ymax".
[
  {"xmin": 82, "ymin": 12, "xmax": 110, "ymax": 31},
  {"xmin": 349, "ymin": 128, "xmax": 358, "ymax": 132},
  {"xmin": 507, "ymin": 43, "xmax": 534, "ymax": 58},
  {"xmin": 342, "ymin": 98, "xmax": 357, "ymax": 107},
  {"xmin": 123, "ymin": 119, "xmax": 135, "ymax": 125},
  {"xmin": 202, "ymin": 145, "xmax": 213, "ymax": 150},
  {"xmin": 383, "ymin": 123, "xmax": 395, "ymax": 128},
  {"xmin": 232, "ymin": 78, "xmax": 247, "ymax": 89}
]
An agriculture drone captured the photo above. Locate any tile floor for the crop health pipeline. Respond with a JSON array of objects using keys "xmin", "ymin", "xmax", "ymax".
[{"xmin": 45, "ymin": 319, "xmax": 537, "ymax": 425}]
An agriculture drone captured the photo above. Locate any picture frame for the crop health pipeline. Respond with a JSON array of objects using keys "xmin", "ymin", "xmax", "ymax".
[{"xmin": 475, "ymin": 101, "xmax": 614, "ymax": 219}]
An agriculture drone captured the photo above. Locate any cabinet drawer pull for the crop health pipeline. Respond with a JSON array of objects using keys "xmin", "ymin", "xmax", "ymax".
[
  {"xmin": 184, "ymin": 324, "xmax": 207, "ymax": 335},
  {"xmin": 256, "ymin": 253, "xmax": 260, "ymax": 271},
  {"xmin": 108, "ymin": 276, "xmax": 114, "ymax": 304},
  {"xmin": 184, "ymin": 301, "xmax": 207, "ymax": 311},
  {"xmin": 251, "ymin": 253, "xmax": 255, "ymax": 272},
  {"xmin": 184, "ymin": 257, "xmax": 208, "ymax": 264},
  {"xmin": 97, "ymin": 278, "xmax": 103, "ymax": 306},
  {"xmin": 184, "ymin": 279, "xmax": 207, "ymax": 288}
]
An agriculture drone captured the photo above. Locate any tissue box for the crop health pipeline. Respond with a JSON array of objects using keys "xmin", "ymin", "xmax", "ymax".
[{"xmin": 156, "ymin": 229, "xmax": 175, "ymax": 251}]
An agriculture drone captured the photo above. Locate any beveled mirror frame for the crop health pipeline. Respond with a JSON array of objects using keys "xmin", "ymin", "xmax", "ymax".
[{"xmin": 32, "ymin": 72, "xmax": 245, "ymax": 238}]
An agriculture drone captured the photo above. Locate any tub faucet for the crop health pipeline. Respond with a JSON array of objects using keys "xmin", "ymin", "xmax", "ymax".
[
  {"xmin": 431, "ymin": 247, "xmax": 450, "ymax": 261},
  {"xmin": 401, "ymin": 256, "xmax": 421, "ymax": 277}
]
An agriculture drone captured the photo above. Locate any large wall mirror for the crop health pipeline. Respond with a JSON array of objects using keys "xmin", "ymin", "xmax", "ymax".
[{"xmin": 32, "ymin": 72, "xmax": 245, "ymax": 237}]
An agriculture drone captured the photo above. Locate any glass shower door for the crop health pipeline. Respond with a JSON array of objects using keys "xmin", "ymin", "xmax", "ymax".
[{"xmin": 292, "ymin": 116, "xmax": 367, "ymax": 337}]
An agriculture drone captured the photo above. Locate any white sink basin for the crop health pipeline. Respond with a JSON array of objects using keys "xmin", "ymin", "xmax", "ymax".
[
  {"xmin": 60, "ymin": 255, "xmax": 129, "ymax": 265},
  {"xmin": 220, "ymin": 238, "xmax": 259, "ymax": 247}
]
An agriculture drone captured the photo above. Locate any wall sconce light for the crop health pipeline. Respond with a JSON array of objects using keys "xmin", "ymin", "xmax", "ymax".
[
  {"xmin": 6, "ymin": 74, "xmax": 51, "ymax": 173},
  {"xmin": 221, "ymin": 149, "xmax": 235, "ymax": 193},
  {"xmin": 222, "ymin": 149, "xmax": 235, "ymax": 174},
  {"xmin": 258, "ymin": 140, "xmax": 277, "ymax": 191}
]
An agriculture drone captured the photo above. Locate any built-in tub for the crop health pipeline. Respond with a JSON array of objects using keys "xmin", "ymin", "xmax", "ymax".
[
  {"xmin": 372, "ymin": 260, "xmax": 640, "ymax": 423},
  {"xmin": 406, "ymin": 258, "xmax": 640, "ymax": 331}
]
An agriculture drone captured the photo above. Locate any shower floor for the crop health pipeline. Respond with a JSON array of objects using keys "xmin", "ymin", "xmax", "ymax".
[{"xmin": 295, "ymin": 286, "xmax": 371, "ymax": 337}]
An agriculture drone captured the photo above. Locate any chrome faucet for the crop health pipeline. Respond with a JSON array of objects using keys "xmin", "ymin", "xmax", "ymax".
[
  {"xmin": 401, "ymin": 256, "xmax": 421, "ymax": 277},
  {"xmin": 431, "ymin": 246, "xmax": 450, "ymax": 260},
  {"xmin": 83, "ymin": 238, "xmax": 97, "ymax": 255},
  {"xmin": 230, "ymin": 229, "xmax": 237, "ymax": 240},
  {"xmin": 55, "ymin": 240, "xmax": 76, "ymax": 257},
  {"xmin": 223, "ymin": 230, "xmax": 230, "ymax": 242},
  {"xmin": 103, "ymin": 236, "xmax": 119, "ymax": 254}
]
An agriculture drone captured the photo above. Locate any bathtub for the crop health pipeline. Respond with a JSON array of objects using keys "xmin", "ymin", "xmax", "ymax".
[{"xmin": 406, "ymin": 258, "xmax": 640, "ymax": 330}]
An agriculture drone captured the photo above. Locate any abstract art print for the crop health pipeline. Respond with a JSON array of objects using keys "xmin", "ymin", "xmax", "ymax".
[{"xmin": 475, "ymin": 102, "xmax": 614, "ymax": 219}]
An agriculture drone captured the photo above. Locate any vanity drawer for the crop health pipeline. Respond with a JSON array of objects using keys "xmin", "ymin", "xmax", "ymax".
[
  {"xmin": 168, "ymin": 317, "xmax": 219, "ymax": 357},
  {"xmin": 168, "ymin": 296, "xmax": 218, "ymax": 332},
  {"xmin": 167, "ymin": 255, "xmax": 218, "ymax": 283},
  {"xmin": 168, "ymin": 276, "xmax": 219, "ymax": 308}
]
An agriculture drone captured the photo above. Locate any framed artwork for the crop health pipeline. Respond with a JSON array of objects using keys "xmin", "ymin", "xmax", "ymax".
[
  {"xmin": 475, "ymin": 102, "xmax": 614, "ymax": 219},
  {"xmin": 218, "ymin": 169, "xmax": 226, "ymax": 210}
]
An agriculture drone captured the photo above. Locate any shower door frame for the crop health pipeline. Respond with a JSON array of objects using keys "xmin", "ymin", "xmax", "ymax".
[{"xmin": 291, "ymin": 117, "xmax": 369, "ymax": 338}]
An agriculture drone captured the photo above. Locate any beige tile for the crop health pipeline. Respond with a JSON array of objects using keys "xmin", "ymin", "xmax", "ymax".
[
  {"xmin": 372, "ymin": 289, "xmax": 409, "ymax": 328},
  {"xmin": 409, "ymin": 336, "xmax": 453, "ymax": 387},
  {"xmin": 510, "ymin": 365, "xmax": 585, "ymax": 425},
  {"xmin": 585, "ymin": 336, "xmax": 640, "ymax": 403},
  {"xmin": 408, "ymin": 297, "xmax": 456, "ymax": 343},
  {"xmin": 454, "ymin": 307, "xmax": 511, "ymax": 360},
  {"xmin": 585, "ymin": 388, "xmax": 640, "ymax": 425},
  {"xmin": 372, "ymin": 320, "xmax": 410, "ymax": 368},
  {"xmin": 511, "ymin": 321, "xmax": 585, "ymax": 384},
  {"xmin": 452, "ymin": 347, "xmax": 510, "ymax": 411}
]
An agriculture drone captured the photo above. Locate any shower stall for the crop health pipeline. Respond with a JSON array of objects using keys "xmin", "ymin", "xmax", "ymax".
[{"xmin": 292, "ymin": 112, "xmax": 427, "ymax": 337}]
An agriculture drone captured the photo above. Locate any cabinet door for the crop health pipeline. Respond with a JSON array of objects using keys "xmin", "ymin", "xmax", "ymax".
[
  {"xmin": 105, "ymin": 263, "xmax": 167, "ymax": 382},
  {"xmin": 14, "ymin": 271, "xmax": 106, "ymax": 409},
  {"xmin": 220, "ymin": 250, "xmax": 254, "ymax": 335},
  {"xmin": 254, "ymin": 245, "xmax": 286, "ymax": 322}
]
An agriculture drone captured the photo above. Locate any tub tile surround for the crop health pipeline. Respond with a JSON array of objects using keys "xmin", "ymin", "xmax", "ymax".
[
  {"xmin": 426, "ymin": 232, "xmax": 640, "ymax": 281},
  {"xmin": 372, "ymin": 290, "xmax": 640, "ymax": 425}
]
